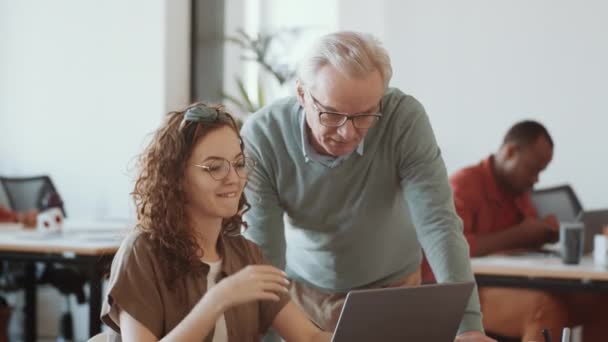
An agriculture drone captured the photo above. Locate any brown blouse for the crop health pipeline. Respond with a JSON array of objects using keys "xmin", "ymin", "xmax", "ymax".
[{"xmin": 100, "ymin": 231, "xmax": 290, "ymax": 341}]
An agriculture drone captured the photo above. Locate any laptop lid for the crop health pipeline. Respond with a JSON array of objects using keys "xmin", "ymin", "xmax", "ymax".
[
  {"xmin": 531, "ymin": 185, "xmax": 583, "ymax": 222},
  {"xmin": 581, "ymin": 209, "xmax": 608, "ymax": 254},
  {"xmin": 331, "ymin": 282, "xmax": 475, "ymax": 342}
]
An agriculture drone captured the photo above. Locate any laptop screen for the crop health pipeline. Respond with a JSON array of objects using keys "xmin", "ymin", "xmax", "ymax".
[
  {"xmin": 531, "ymin": 185, "xmax": 582, "ymax": 222},
  {"xmin": 332, "ymin": 282, "xmax": 474, "ymax": 342}
]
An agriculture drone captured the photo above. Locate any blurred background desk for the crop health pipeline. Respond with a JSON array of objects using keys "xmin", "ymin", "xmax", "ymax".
[
  {"xmin": 472, "ymin": 254, "xmax": 608, "ymax": 292},
  {"xmin": 0, "ymin": 221, "xmax": 126, "ymax": 342}
]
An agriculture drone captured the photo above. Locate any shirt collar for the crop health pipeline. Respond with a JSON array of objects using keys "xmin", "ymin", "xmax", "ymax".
[
  {"xmin": 481, "ymin": 155, "xmax": 531, "ymax": 210},
  {"xmin": 299, "ymin": 106, "xmax": 364, "ymax": 167},
  {"xmin": 196, "ymin": 233, "xmax": 242, "ymax": 277},
  {"xmin": 481, "ymin": 156, "xmax": 503, "ymax": 202}
]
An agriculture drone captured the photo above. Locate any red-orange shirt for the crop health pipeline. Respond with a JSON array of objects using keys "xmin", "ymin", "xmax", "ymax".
[
  {"xmin": 451, "ymin": 156, "xmax": 538, "ymax": 255},
  {"xmin": 422, "ymin": 156, "xmax": 538, "ymax": 281},
  {"xmin": 0, "ymin": 206, "xmax": 17, "ymax": 223}
]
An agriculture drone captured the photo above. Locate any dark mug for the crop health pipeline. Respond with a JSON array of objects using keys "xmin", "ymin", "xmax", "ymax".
[{"xmin": 560, "ymin": 222, "xmax": 584, "ymax": 265}]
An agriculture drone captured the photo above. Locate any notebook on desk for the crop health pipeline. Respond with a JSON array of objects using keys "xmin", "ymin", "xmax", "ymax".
[{"xmin": 331, "ymin": 282, "xmax": 475, "ymax": 342}]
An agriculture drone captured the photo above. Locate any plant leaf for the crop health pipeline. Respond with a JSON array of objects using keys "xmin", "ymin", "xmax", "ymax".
[
  {"xmin": 236, "ymin": 77, "xmax": 255, "ymax": 113},
  {"xmin": 225, "ymin": 37, "xmax": 246, "ymax": 48},
  {"xmin": 257, "ymin": 77, "xmax": 265, "ymax": 109},
  {"xmin": 220, "ymin": 91, "xmax": 248, "ymax": 112}
]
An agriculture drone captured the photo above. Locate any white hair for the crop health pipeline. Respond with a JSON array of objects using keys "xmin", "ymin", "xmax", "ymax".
[{"xmin": 297, "ymin": 31, "xmax": 393, "ymax": 89}]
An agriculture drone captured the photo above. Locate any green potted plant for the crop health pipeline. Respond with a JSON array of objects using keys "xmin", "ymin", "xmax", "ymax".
[{"xmin": 223, "ymin": 28, "xmax": 303, "ymax": 115}]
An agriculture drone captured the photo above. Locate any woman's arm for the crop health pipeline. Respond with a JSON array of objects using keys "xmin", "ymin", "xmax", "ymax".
[
  {"xmin": 119, "ymin": 294, "xmax": 223, "ymax": 342},
  {"xmin": 118, "ymin": 265, "xmax": 289, "ymax": 342},
  {"xmin": 272, "ymin": 302, "xmax": 333, "ymax": 342}
]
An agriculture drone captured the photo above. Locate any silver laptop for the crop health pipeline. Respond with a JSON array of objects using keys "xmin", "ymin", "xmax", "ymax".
[
  {"xmin": 532, "ymin": 184, "xmax": 582, "ymax": 222},
  {"xmin": 579, "ymin": 209, "xmax": 608, "ymax": 254},
  {"xmin": 331, "ymin": 282, "xmax": 475, "ymax": 342}
]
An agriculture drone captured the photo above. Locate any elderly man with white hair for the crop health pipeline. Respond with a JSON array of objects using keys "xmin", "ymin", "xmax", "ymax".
[{"xmin": 241, "ymin": 31, "xmax": 493, "ymax": 342}]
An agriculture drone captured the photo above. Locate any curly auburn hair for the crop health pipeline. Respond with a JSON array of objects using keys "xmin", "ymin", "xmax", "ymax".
[{"xmin": 132, "ymin": 102, "xmax": 250, "ymax": 285}]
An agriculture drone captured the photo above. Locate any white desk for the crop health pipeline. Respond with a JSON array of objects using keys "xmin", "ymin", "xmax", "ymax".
[
  {"xmin": 0, "ymin": 221, "xmax": 127, "ymax": 342},
  {"xmin": 471, "ymin": 253, "xmax": 608, "ymax": 291},
  {"xmin": 0, "ymin": 222, "xmax": 127, "ymax": 255}
]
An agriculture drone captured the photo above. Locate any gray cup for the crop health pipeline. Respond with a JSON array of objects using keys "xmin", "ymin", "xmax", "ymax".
[{"xmin": 560, "ymin": 222, "xmax": 584, "ymax": 265}]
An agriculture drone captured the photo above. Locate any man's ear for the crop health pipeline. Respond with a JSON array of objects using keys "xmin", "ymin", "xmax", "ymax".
[
  {"xmin": 504, "ymin": 142, "xmax": 519, "ymax": 160},
  {"xmin": 296, "ymin": 79, "xmax": 306, "ymax": 106}
]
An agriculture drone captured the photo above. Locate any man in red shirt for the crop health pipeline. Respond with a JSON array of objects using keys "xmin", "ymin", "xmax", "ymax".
[
  {"xmin": 432, "ymin": 120, "xmax": 606, "ymax": 341},
  {"xmin": 450, "ymin": 122, "xmax": 560, "ymax": 258}
]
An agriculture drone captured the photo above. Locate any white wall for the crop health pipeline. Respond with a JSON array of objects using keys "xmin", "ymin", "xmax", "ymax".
[
  {"xmin": 0, "ymin": 0, "xmax": 190, "ymax": 221},
  {"xmin": 232, "ymin": 1, "xmax": 608, "ymax": 209},
  {"xmin": 0, "ymin": 0, "xmax": 190, "ymax": 340},
  {"xmin": 223, "ymin": 0, "xmax": 338, "ymax": 117},
  {"xmin": 336, "ymin": 0, "xmax": 608, "ymax": 209}
]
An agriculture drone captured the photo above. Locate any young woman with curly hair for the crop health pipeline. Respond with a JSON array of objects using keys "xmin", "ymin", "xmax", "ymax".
[{"xmin": 100, "ymin": 103, "xmax": 330, "ymax": 342}]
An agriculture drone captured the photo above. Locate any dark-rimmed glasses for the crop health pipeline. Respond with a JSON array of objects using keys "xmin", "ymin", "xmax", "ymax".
[
  {"xmin": 308, "ymin": 91, "xmax": 382, "ymax": 129},
  {"xmin": 194, "ymin": 156, "xmax": 255, "ymax": 181}
]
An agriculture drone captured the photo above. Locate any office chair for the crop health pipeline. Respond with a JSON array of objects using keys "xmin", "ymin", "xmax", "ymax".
[
  {"xmin": 0, "ymin": 176, "xmax": 62, "ymax": 292},
  {"xmin": 0, "ymin": 175, "xmax": 82, "ymax": 341},
  {"xmin": 0, "ymin": 175, "xmax": 67, "ymax": 217},
  {"xmin": 0, "ymin": 296, "xmax": 10, "ymax": 342}
]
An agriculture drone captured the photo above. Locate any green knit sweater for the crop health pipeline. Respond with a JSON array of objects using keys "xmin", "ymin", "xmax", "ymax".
[{"xmin": 241, "ymin": 88, "xmax": 482, "ymax": 334}]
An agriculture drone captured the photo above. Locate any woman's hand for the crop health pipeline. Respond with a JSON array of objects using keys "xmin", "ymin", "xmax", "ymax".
[{"xmin": 205, "ymin": 265, "xmax": 289, "ymax": 313}]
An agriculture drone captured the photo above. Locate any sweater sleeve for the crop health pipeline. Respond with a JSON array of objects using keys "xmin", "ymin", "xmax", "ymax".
[
  {"xmin": 396, "ymin": 96, "xmax": 483, "ymax": 335},
  {"xmin": 241, "ymin": 240, "xmax": 291, "ymax": 333},
  {"xmin": 100, "ymin": 233, "xmax": 165, "ymax": 339},
  {"xmin": 241, "ymin": 119, "xmax": 287, "ymax": 270}
]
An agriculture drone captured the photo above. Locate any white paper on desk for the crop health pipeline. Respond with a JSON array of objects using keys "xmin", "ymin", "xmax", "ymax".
[
  {"xmin": 0, "ymin": 223, "xmax": 24, "ymax": 230},
  {"xmin": 69, "ymin": 230, "xmax": 127, "ymax": 242},
  {"xmin": 9, "ymin": 224, "xmax": 128, "ymax": 242},
  {"xmin": 62, "ymin": 219, "xmax": 132, "ymax": 232},
  {"xmin": 0, "ymin": 222, "xmax": 126, "ymax": 256},
  {"xmin": 15, "ymin": 229, "xmax": 63, "ymax": 240},
  {"xmin": 542, "ymin": 242, "xmax": 561, "ymax": 253}
]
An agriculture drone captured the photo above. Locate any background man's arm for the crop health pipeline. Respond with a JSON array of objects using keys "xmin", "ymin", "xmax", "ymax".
[
  {"xmin": 451, "ymin": 181, "xmax": 558, "ymax": 257},
  {"xmin": 469, "ymin": 220, "xmax": 557, "ymax": 256}
]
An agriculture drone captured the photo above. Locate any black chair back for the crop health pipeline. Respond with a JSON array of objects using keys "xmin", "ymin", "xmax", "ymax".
[{"xmin": 0, "ymin": 175, "xmax": 66, "ymax": 217}]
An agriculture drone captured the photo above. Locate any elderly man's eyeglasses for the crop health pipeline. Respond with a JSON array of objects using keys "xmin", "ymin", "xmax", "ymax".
[
  {"xmin": 194, "ymin": 156, "xmax": 255, "ymax": 181},
  {"xmin": 308, "ymin": 91, "xmax": 382, "ymax": 129}
]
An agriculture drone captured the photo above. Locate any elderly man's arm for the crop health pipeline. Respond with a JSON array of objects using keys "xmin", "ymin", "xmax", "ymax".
[
  {"xmin": 396, "ymin": 97, "xmax": 484, "ymax": 336},
  {"xmin": 241, "ymin": 134, "xmax": 287, "ymax": 269}
]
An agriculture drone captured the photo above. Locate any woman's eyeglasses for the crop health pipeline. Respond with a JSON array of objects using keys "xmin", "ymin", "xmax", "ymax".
[
  {"xmin": 308, "ymin": 91, "xmax": 382, "ymax": 129},
  {"xmin": 194, "ymin": 156, "xmax": 255, "ymax": 181}
]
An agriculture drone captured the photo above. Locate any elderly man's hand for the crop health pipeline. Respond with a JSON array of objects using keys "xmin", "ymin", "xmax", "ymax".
[{"xmin": 455, "ymin": 331, "xmax": 497, "ymax": 342}]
